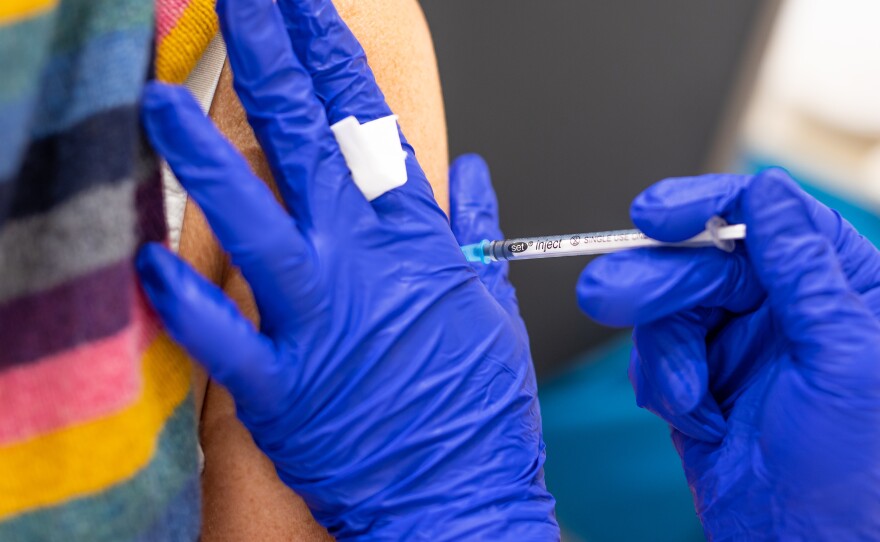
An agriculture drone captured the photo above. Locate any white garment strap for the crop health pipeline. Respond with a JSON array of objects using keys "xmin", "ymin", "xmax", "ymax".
[
  {"xmin": 159, "ymin": 34, "xmax": 226, "ymax": 475},
  {"xmin": 161, "ymin": 33, "xmax": 228, "ymax": 252},
  {"xmin": 185, "ymin": 33, "xmax": 227, "ymax": 113}
]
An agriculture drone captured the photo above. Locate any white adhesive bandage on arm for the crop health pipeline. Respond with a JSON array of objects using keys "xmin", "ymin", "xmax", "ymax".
[{"xmin": 330, "ymin": 115, "xmax": 409, "ymax": 201}]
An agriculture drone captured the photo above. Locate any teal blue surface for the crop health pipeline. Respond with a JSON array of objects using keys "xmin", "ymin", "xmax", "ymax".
[
  {"xmin": 539, "ymin": 157, "xmax": 880, "ymax": 541},
  {"xmin": 540, "ymin": 336, "xmax": 705, "ymax": 542}
]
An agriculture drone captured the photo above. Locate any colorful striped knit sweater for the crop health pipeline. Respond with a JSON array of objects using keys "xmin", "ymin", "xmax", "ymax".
[
  {"xmin": 0, "ymin": 0, "xmax": 219, "ymax": 540},
  {"xmin": 156, "ymin": 0, "xmax": 218, "ymax": 84}
]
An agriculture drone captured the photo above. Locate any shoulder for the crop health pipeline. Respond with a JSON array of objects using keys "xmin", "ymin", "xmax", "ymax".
[{"xmin": 336, "ymin": 0, "xmax": 450, "ymax": 211}]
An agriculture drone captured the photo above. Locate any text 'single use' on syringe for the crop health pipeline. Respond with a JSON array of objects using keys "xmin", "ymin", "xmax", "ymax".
[{"xmin": 461, "ymin": 217, "xmax": 747, "ymax": 264}]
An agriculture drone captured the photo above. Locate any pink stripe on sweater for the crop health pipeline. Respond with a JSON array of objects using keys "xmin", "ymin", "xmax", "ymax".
[
  {"xmin": 156, "ymin": 0, "xmax": 191, "ymax": 42},
  {"xmin": 0, "ymin": 296, "xmax": 162, "ymax": 446}
]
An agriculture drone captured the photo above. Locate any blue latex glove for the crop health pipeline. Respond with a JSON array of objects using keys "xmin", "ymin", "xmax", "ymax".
[
  {"xmin": 449, "ymin": 154, "xmax": 523, "ymax": 322},
  {"xmin": 577, "ymin": 168, "xmax": 880, "ymax": 540},
  {"xmin": 136, "ymin": 0, "xmax": 558, "ymax": 538}
]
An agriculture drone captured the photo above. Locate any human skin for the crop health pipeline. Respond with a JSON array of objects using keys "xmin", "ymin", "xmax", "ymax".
[{"xmin": 176, "ymin": 0, "xmax": 449, "ymax": 539}]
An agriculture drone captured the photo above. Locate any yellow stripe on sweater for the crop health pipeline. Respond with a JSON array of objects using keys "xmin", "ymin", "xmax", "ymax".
[
  {"xmin": 156, "ymin": 0, "xmax": 218, "ymax": 83},
  {"xmin": 0, "ymin": 334, "xmax": 191, "ymax": 519},
  {"xmin": 0, "ymin": 0, "xmax": 57, "ymax": 24}
]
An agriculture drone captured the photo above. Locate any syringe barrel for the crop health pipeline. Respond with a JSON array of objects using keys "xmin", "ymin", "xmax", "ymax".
[
  {"xmin": 491, "ymin": 230, "xmax": 656, "ymax": 261},
  {"xmin": 471, "ymin": 220, "xmax": 746, "ymax": 264}
]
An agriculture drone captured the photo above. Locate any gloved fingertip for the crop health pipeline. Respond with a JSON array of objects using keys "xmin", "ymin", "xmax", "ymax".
[
  {"xmin": 631, "ymin": 328, "xmax": 708, "ymax": 416},
  {"xmin": 741, "ymin": 168, "xmax": 825, "ymax": 287},
  {"xmin": 140, "ymin": 84, "xmax": 202, "ymax": 148},
  {"xmin": 756, "ymin": 165, "xmax": 795, "ymax": 185},
  {"xmin": 690, "ymin": 403, "xmax": 727, "ymax": 442},
  {"xmin": 450, "ymin": 153, "xmax": 491, "ymax": 189},
  {"xmin": 742, "ymin": 167, "xmax": 804, "ymax": 228},
  {"xmin": 141, "ymin": 82, "xmax": 197, "ymax": 114},
  {"xmin": 668, "ymin": 405, "xmax": 726, "ymax": 443},
  {"xmin": 631, "ymin": 191, "xmax": 708, "ymax": 243},
  {"xmin": 635, "ymin": 361, "xmax": 725, "ymax": 442},
  {"xmin": 659, "ymin": 369, "xmax": 705, "ymax": 416},
  {"xmin": 632, "ymin": 352, "xmax": 724, "ymax": 443},
  {"xmin": 631, "ymin": 174, "xmax": 751, "ymax": 242},
  {"xmin": 449, "ymin": 153, "xmax": 503, "ymax": 244},
  {"xmin": 681, "ymin": 382, "xmax": 727, "ymax": 442},
  {"xmin": 216, "ymin": 0, "xmax": 269, "ymax": 26},
  {"xmin": 138, "ymin": 243, "xmax": 284, "ymax": 413},
  {"xmin": 135, "ymin": 243, "xmax": 174, "ymax": 298},
  {"xmin": 630, "ymin": 180, "xmax": 706, "ymax": 242},
  {"xmin": 451, "ymin": 153, "xmax": 488, "ymax": 167},
  {"xmin": 630, "ymin": 189, "xmax": 671, "ymax": 237},
  {"xmin": 663, "ymin": 347, "xmax": 709, "ymax": 415},
  {"xmin": 450, "ymin": 154, "xmax": 496, "ymax": 210},
  {"xmin": 140, "ymin": 81, "xmax": 165, "ymax": 109},
  {"xmin": 577, "ymin": 258, "xmax": 636, "ymax": 327}
]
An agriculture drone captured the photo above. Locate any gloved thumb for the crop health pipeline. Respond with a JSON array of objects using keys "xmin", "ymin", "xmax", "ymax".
[
  {"xmin": 742, "ymin": 168, "xmax": 880, "ymax": 374},
  {"xmin": 449, "ymin": 154, "xmax": 519, "ymax": 317},
  {"xmin": 136, "ymin": 243, "xmax": 291, "ymax": 415}
]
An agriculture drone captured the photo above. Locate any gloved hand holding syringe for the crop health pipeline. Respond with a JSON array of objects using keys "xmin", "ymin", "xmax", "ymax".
[{"xmin": 462, "ymin": 216, "xmax": 746, "ymax": 264}]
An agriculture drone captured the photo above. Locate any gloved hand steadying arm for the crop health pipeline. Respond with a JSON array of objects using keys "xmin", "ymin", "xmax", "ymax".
[
  {"xmin": 136, "ymin": 0, "xmax": 558, "ymax": 539},
  {"xmin": 578, "ymin": 168, "xmax": 880, "ymax": 540}
]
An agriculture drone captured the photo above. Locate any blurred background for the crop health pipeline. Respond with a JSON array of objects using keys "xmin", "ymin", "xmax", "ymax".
[{"xmin": 420, "ymin": 1, "xmax": 880, "ymax": 540}]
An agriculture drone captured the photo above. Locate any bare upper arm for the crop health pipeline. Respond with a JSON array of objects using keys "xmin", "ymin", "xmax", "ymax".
[
  {"xmin": 183, "ymin": 2, "xmax": 449, "ymax": 540},
  {"xmin": 337, "ymin": 0, "xmax": 449, "ymax": 209}
]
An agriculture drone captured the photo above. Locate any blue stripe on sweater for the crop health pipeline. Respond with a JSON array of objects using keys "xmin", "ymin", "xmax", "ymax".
[
  {"xmin": 30, "ymin": 28, "xmax": 152, "ymax": 139},
  {"xmin": 0, "ymin": 95, "xmax": 37, "ymax": 181}
]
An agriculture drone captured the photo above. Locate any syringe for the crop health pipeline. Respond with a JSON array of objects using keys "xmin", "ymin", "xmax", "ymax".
[{"xmin": 461, "ymin": 217, "xmax": 746, "ymax": 264}]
